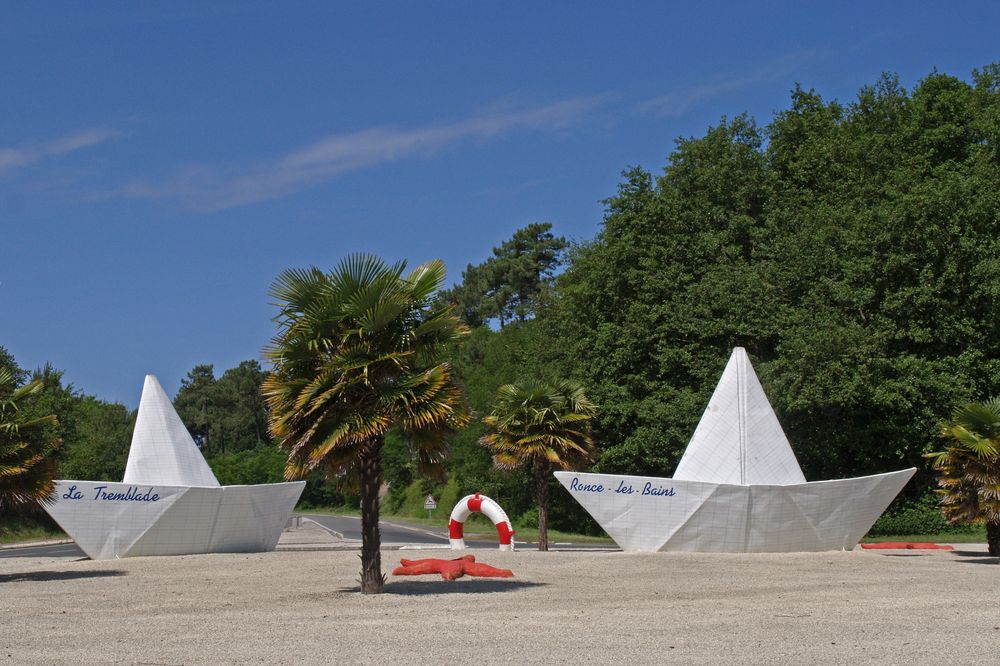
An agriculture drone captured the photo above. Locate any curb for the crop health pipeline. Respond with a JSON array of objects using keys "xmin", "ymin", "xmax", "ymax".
[
  {"xmin": 277, "ymin": 543, "xmax": 419, "ymax": 552},
  {"xmin": 299, "ymin": 517, "xmax": 345, "ymax": 539},
  {"xmin": 0, "ymin": 538, "xmax": 74, "ymax": 551}
]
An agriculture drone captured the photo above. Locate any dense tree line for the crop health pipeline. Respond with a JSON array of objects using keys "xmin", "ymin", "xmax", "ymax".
[
  {"xmin": 542, "ymin": 67, "xmax": 1000, "ymax": 492},
  {"xmin": 173, "ymin": 361, "xmax": 270, "ymax": 456},
  {"xmin": 416, "ymin": 65, "xmax": 1000, "ymax": 529},
  {"xmin": 0, "ymin": 349, "xmax": 345, "ymax": 511},
  {"xmin": 0, "ymin": 351, "xmax": 134, "ymax": 485}
]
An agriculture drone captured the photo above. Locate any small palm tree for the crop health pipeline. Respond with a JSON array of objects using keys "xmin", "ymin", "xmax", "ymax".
[
  {"xmin": 263, "ymin": 255, "xmax": 468, "ymax": 594},
  {"xmin": 0, "ymin": 369, "xmax": 60, "ymax": 513},
  {"xmin": 926, "ymin": 398, "xmax": 1000, "ymax": 556},
  {"xmin": 480, "ymin": 379, "xmax": 596, "ymax": 550}
]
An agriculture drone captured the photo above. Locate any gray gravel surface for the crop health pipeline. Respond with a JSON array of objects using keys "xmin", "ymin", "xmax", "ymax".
[{"xmin": 1, "ymin": 547, "xmax": 997, "ymax": 664}]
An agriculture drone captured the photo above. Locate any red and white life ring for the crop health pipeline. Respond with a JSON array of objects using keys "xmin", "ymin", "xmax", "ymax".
[{"xmin": 448, "ymin": 492, "xmax": 515, "ymax": 551}]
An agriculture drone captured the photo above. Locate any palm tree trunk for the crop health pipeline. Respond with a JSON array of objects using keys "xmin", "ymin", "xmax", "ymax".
[
  {"xmin": 534, "ymin": 459, "xmax": 549, "ymax": 551},
  {"xmin": 987, "ymin": 521, "xmax": 1000, "ymax": 557},
  {"xmin": 358, "ymin": 440, "xmax": 384, "ymax": 594}
]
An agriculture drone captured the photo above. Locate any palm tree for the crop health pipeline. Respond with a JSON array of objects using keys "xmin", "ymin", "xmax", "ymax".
[
  {"xmin": 263, "ymin": 255, "xmax": 468, "ymax": 594},
  {"xmin": 0, "ymin": 369, "xmax": 60, "ymax": 513},
  {"xmin": 926, "ymin": 398, "xmax": 1000, "ymax": 556},
  {"xmin": 480, "ymin": 379, "xmax": 597, "ymax": 550}
]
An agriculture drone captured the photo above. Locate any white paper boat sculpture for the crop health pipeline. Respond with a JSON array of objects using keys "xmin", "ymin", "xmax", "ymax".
[
  {"xmin": 44, "ymin": 375, "xmax": 305, "ymax": 560},
  {"xmin": 555, "ymin": 348, "xmax": 915, "ymax": 552}
]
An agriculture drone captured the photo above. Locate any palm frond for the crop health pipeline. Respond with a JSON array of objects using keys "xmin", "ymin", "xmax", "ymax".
[
  {"xmin": 264, "ymin": 253, "xmax": 467, "ymax": 492},
  {"xmin": 479, "ymin": 379, "xmax": 597, "ymax": 470},
  {"xmin": 930, "ymin": 398, "xmax": 1000, "ymax": 525}
]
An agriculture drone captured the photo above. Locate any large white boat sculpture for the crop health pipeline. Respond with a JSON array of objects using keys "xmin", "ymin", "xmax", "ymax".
[
  {"xmin": 556, "ymin": 348, "xmax": 915, "ymax": 552},
  {"xmin": 44, "ymin": 375, "xmax": 305, "ymax": 560}
]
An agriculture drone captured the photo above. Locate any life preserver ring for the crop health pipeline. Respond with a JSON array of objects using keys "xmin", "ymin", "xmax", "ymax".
[{"xmin": 448, "ymin": 492, "xmax": 515, "ymax": 551}]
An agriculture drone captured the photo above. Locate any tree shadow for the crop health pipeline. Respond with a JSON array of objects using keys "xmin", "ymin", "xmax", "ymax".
[
  {"xmin": 878, "ymin": 553, "xmax": 928, "ymax": 557},
  {"xmin": 0, "ymin": 569, "xmax": 125, "ymax": 583},
  {"xmin": 951, "ymin": 549, "xmax": 992, "ymax": 557},
  {"xmin": 336, "ymin": 579, "xmax": 547, "ymax": 595},
  {"xmin": 955, "ymin": 557, "xmax": 999, "ymax": 566}
]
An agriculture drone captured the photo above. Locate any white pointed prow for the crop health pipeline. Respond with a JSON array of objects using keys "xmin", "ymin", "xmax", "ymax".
[
  {"xmin": 673, "ymin": 348, "xmax": 805, "ymax": 486},
  {"xmin": 123, "ymin": 374, "xmax": 220, "ymax": 487}
]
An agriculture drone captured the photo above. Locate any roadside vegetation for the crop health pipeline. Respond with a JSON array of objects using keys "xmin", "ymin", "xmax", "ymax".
[
  {"xmin": 0, "ymin": 514, "xmax": 63, "ymax": 545},
  {"xmin": 927, "ymin": 399, "xmax": 1000, "ymax": 554}
]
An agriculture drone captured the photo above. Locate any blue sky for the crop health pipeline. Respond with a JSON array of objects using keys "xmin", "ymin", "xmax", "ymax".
[{"xmin": 2, "ymin": 1, "xmax": 998, "ymax": 407}]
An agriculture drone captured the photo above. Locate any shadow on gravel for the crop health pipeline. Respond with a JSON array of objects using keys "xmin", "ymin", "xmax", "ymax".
[
  {"xmin": 336, "ymin": 580, "xmax": 547, "ymax": 595},
  {"xmin": 878, "ymin": 553, "xmax": 927, "ymax": 557},
  {"xmin": 955, "ymin": 557, "xmax": 999, "ymax": 566},
  {"xmin": 0, "ymin": 569, "xmax": 125, "ymax": 583}
]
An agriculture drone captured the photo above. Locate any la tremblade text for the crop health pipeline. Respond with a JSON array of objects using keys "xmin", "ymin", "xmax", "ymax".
[{"xmin": 62, "ymin": 485, "xmax": 161, "ymax": 502}]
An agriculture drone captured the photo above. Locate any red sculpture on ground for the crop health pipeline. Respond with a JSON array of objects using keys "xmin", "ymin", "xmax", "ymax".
[{"xmin": 391, "ymin": 555, "xmax": 514, "ymax": 581}]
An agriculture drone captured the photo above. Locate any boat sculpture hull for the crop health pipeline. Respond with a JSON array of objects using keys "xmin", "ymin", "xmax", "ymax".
[
  {"xmin": 46, "ymin": 479, "xmax": 305, "ymax": 560},
  {"xmin": 554, "ymin": 468, "xmax": 915, "ymax": 553}
]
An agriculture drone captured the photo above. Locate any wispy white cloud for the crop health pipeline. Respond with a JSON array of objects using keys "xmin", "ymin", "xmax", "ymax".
[
  {"xmin": 0, "ymin": 128, "xmax": 121, "ymax": 175},
  {"xmin": 636, "ymin": 53, "xmax": 813, "ymax": 118},
  {"xmin": 119, "ymin": 95, "xmax": 607, "ymax": 211}
]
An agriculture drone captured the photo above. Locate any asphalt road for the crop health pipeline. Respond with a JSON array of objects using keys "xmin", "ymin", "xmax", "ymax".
[
  {"xmin": 304, "ymin": 513, "xmax": 453, "ymax": 545},
  {"xmin": 0, "ymin": 541, "xmax": 85, "ymax": 559},
  {"xmin": 302, "ymin": 513, "xmax": 615, "ymax": 550},
  {"xmin": 0, "ymin": 514, "xmax": 556, "ymax": 559}
]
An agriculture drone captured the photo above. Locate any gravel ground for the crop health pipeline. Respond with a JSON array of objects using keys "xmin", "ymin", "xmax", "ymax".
[{"xmin": 1, "ymin": 546, "xmax": 997, "ymax": 665}]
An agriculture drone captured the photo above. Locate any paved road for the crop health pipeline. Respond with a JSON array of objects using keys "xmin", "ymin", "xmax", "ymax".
[
  {"xmin": 0, "ymin": 515, "xmax": 482, "ymax": 559},
  {"xmin": 0, "ymin": 542, "xmax": 84, "ymax": 559},
  {"xmin": 291, "ymin": 513, "xmax": 617, "ymax": 551},
  {"xmin": 0, "ymin": 514, "xmax": 615, "ymax": 558},
  {"xmin": 304, "ymin": 513, "xmax": 452, "ymax": 545}
]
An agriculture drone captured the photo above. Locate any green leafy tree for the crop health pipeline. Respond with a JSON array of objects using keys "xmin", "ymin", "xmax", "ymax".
[
  {"xmin": 263, "ymin": 255, "xmax": 469, "ymax": 594},
  {"xmin": 214, "ymin": 361, "xmax": 270, "ymax": 451},
  {"xmin": 480, "ymin": 379, "xmax": 596, "ymax": 550},
  {"xmin": 0, "ymin": 369, "xmax": 60, "ymax": 512},
  {"xmin": 174, "ymin": 365, "xmax": 217, "ymax": 451},
  {"xmin": 175, "ymin": 361, "xmax": 270, "ymax": 456},
  {"xmin": 440, "ymin": 223, "xmax": 567, "ymax": 327},
  {"xmin": 0, "ymin": 347, "xmax": 26, "ymax": 386},
  {"xmin": 439, "ymin": 261, "xmax": 493, "ymax": 329},
  {"xmin": 927, "ymin": 399, "xmax": 1000, "ymax": 555},
  {"xmin": 0, "ymin": 351, "xmax": 134, "ymax": 485},
  {"xmin": 547, "ymin": 65, "xmax": 1000, "ymax": 489},
  {"xmin": 58, "ymin": 397, "xmax": 134, "ymax": 481}
]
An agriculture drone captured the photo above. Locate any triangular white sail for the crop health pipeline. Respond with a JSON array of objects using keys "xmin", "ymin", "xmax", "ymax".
[
  {"xmin": 123, "ymin": 374, "xmax": 220, "ymax": 487},
  {"xmin": 673, "ymin": 348, "xmax": 805, "ymax": 486}
]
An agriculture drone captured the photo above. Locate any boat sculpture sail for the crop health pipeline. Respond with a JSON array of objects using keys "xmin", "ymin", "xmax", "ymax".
[
  {"xmin": 44, "ymin": 375, "xmax": 305, "ymax": 560},
  {"xmin": 555, "ymin": 348, "xmax": 915, "ymax": 552}
]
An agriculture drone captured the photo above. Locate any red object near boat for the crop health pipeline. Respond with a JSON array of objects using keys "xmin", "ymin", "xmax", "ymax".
[
  {"xmin": 391, "ymin": 555, "xmax": 514, "ymax": 580},
  {"xmin": 860, "ymin": 542, "xmax": 955, "ymax": 550}
]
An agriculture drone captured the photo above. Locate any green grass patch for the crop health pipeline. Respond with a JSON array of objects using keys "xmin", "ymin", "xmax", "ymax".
[
  {"xmin": 299, "ymin": 505, "xmax": 613, "ymax": 544},
  {"xmin": 0, "ymin": 515, "xmax": 65, "ymax": 545},
  {"xmin": 862, "ymin": 530, "xmax": 986, "ymax": 544}
]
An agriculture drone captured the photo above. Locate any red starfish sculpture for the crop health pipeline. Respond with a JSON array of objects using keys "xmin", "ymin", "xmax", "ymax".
[{"xmin": 391, "ymin": 555, "xmax": 514, "ymax": 580}]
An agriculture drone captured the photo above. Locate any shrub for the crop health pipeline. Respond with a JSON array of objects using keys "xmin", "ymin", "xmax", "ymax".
[
  {"xmin": 867, "ymin": 491, "xmax": 980, "ymax": 536},
  {"xmin": 518, "ymin": 507, "xmax": 539, "ymax": 529},
  {"xmin": 209, "ymin": 445, "xmax": 349, "ymax": 509}
]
